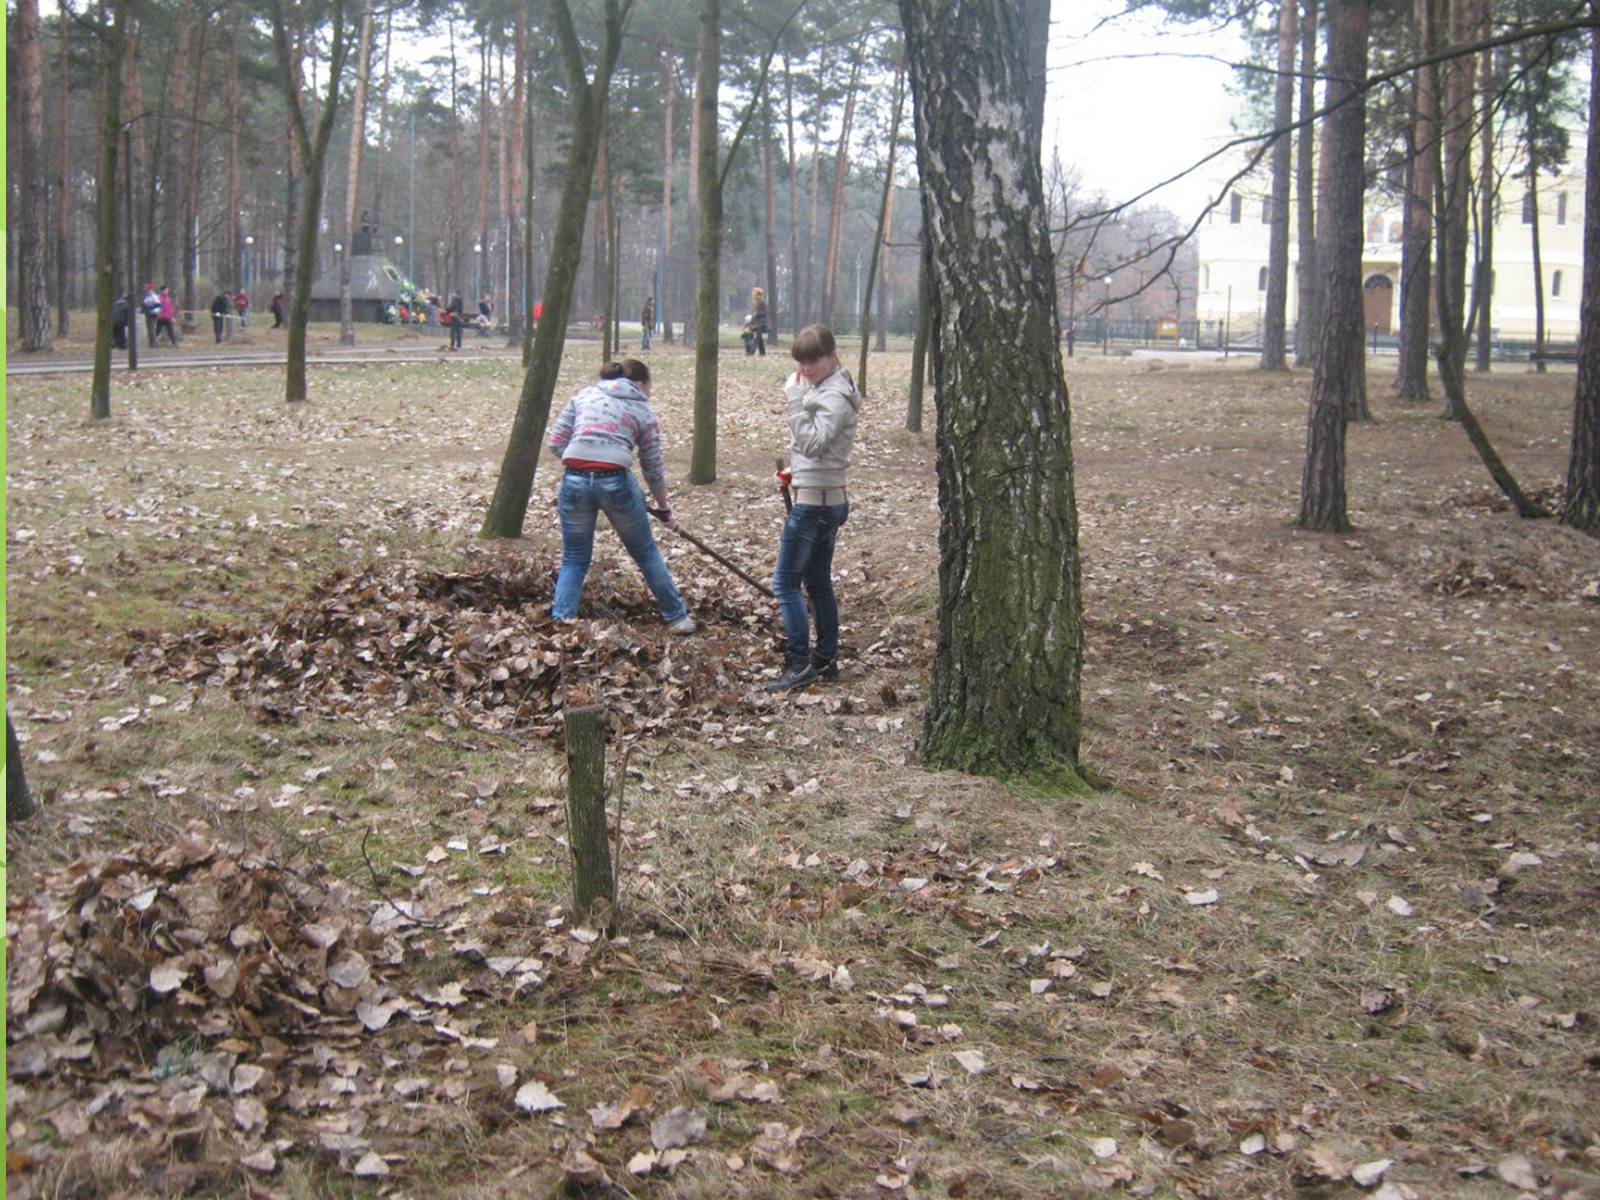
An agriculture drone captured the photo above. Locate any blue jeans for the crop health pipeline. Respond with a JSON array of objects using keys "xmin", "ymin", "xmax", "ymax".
[
  {"xmin": 553, "ymin": 472, "xmax": 687, "ymax": 624},
  {"xmin": 772, "ymin": 501, "xmax": 848, "ymax": 664},
  {"xmin": 642, "ymin": 322, "xmax": 652, "ymax": 350}
]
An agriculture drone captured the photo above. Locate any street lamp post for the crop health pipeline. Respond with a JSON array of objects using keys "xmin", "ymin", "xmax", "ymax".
[
  {"xmin": 394, "ymin": 234, "xmax": 404, "ymax": 280},
  {"xmin": 474, "ymin": 241, "xmax": 483, "ymax": 303}
]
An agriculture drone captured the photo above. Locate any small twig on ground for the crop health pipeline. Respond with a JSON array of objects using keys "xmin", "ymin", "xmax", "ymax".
[{"xmin": 361, "ymin": 827, "xmax": 443, "ymax": 928}]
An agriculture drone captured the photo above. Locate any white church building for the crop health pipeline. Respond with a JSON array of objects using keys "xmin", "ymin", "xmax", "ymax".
[{"xmin": 1194, "ymin": 155, "xmax": 1585, "ymax": 346}]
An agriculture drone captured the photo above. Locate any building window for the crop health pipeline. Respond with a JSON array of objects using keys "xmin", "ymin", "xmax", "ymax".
[
  {"xmin": 1261, "ymin": 196, "xmax": 1272, "ymax": 224},
  {"xmin": 1203, "ymin": 266, "xmax": 1211, "ymax": 290},
  {"xmin": 1229, "ymin": 193, "xmax": 1242, "ymax": 224},
  {"xmin": 1258, "ymin": 266, "xmax": 1268, "ymax": 291},
  {"xmin": 1557, "ymin": 192, "xmax": 1568, "ymax": 225},
  {"xmin": 1552, "ymin": 270, "xmax": 1563, "ymax": 298},
  {"xmin": 1522, "ymin": 190, "xmax": 1535, "ymax": 224}
]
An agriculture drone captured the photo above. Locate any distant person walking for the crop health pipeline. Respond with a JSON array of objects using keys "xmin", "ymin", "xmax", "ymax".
[
  {"xmin": 111, "ymin": 296, "xmax": 129, "ymax": 349},
  {"xmin": 234, "ymin": 288, "xmax": 249, "ymax": 328},
  {"xmin": 270, "ymin": 291, "xmax": 285, "ymax": 328},
  {"xmin": 210, "ymin": 291, "xmax": 231, "ymax": 343},
  {"xmin": 640, "ymin": 294, "xmax": 655, "ymax": 350},
  {"xmin": 546, "ymin": 358, "xmax": 695, "ymax": 634},
  {"xmin": 477, "ymin": 293, "xmax": 493, "ymax": 338},
  {"xmin": 751, "ymin": 285, "xmax": 769, "ymax": 357},
  {"xmin": 140, "ymin": 283, "xmax": 161, "ymax": 347},
  {"xmin": 447, "ymin": 293, "xmax": 465, "ymax": 350}
]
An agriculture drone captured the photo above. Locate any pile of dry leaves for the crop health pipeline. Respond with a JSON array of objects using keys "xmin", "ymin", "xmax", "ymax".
[{"xmin": 127, "ymin": 555, "xmax": 785, "ymax": 738}]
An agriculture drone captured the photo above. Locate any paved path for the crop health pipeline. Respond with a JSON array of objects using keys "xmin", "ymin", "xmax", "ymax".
[{"xmin": 6, "ymin": 344, "xmax": 526, "ymax": 377}]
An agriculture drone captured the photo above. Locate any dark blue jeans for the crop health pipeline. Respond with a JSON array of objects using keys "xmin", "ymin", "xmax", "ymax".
[
  {"xmin": 553, "ymin": 471, "xmax": 686, "ymax": 624},
  {"xmin": 772, "ymin": 501, "xmax": 848, "ymax": 665}
]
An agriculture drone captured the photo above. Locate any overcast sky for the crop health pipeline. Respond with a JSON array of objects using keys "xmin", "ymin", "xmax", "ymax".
[{"xmin": 1044, "ymin": 3, "xmax": 1250, "ymax": 220}]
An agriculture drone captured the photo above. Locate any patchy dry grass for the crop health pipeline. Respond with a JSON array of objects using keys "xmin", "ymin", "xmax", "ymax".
[{"xmin": 6, "ymin": 344, "xmax": 1598, "ymax": 1199}]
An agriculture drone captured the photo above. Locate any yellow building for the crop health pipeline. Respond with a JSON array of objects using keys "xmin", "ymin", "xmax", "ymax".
[{"xmin": 1194, "ymin": 155, "xmax": 1584, "ymax": 346}]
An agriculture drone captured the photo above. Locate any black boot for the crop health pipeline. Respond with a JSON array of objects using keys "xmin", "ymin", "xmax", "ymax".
[
  {"xmin": 811, "ymin": 655, "xmax": 839, "ymax": 682},
  {"xmin": 764, "ymin": 659, "xmax": 818, "ymax": 693}
]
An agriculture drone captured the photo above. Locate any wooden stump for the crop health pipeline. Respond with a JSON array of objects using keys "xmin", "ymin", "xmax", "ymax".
[
  {"xmin": 563, "ymin": 705, "xmax": 613, "ymax": 921},
  {"xmin": 7, "ymin": 714, "xmax": 34, "ymax": 822}
]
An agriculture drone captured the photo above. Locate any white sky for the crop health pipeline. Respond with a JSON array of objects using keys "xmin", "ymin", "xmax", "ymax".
[{"xmin": 1045, "ymin": 2, "xmax": 1250, "ymax": 219}]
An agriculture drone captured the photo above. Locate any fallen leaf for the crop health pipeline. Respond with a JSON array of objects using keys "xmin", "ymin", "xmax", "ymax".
[
  {"xmin": 1352, "ymin": 1159, "xmax": 1392, "ymax": 1187},
  {"xmin": 514, "ymin": 1080, "xmax": 563, "ymax": 1113},
  {"xmin": 149, "ymin": 960, "xmax": 187, "ymax": 994},
  {"xmin": 1385, "ymin": 896, "xmax": 1414, "ymax": 917},
  {"xmin": 651, "ymin": 1105, "xmax": 708, "ymax": 1150},
  {"xmin": 1496, "ymin": 1155, "xmax": 1539, "ymax": 1190},
  {"xmin": 239, "ymin": 1148, "xmax": 277, "ymax": 1174},
  {"xmin": 1090, "ymin": 1137, "xmax": 1119, "ymax": 1159},
  {"xmin": 1239, "ymin": 1133, "xmax": 1267, "ymax": 1156},
  {"xmin": 352, "ymin": 1151, "xmax": 389, "ymax": 1178},
  {"xmin": 953, "ymin": 1049, "xmax": 989, "ymax": 1075},
  {"xmin": 1184, "ymin": 888, "xmax": 1220, "ymax": 906}
]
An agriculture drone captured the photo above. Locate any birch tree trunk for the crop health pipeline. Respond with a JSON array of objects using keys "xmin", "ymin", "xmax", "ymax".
[
  {"xmin": 660, "ymin": 36, "xmax": 675, "ymax": 342},
  {"xmin": 340, "ymin": 0, "xmax": 375, "ymax": 345},
  {"xmin": 55, "ymin": 0, "xmax": 74, "ymax": 335},
  {"xmin": 162, "ymin": 0, "xmax": 193, "ymax": 311},
  {"xmin": 181, "ymin": 18, "xmax": 208, "ymax": 324},
  {"xmin": 1297, "ymin": 0, "xmax": 1366, "ymax": 533},
  {"xmin": 784, "ymin": 55, "xmax": 801, "ymax": 338},
  {"xmin": 900, "ymin": 0, "xmax": 1085, "ymax": 781},
  {"xmin": 762, "ymin": 88, "xmax": 780, "ymax": 347},
  {"xmin": 1472, "ymin": 22, "xmax": 1494, "ymax": 372}
]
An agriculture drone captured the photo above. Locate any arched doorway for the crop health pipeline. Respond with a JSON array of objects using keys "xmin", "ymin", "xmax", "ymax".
[{"xmin": 1363, "ymin": 274, "xmax": 1395, "ymax": 334}]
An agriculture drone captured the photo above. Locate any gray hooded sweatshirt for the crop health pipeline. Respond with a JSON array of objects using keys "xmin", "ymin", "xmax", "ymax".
[{"xmin": 785, "ymin": 364, "xmax": 861, "ymax": 490}]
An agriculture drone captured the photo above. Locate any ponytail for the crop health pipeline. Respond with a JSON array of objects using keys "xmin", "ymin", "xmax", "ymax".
[{"xmin": 600, "ymin": 357, "xmax": 651, "ymax": 385}]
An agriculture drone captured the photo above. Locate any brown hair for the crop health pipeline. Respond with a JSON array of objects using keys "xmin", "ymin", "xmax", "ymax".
[
  {"xmin": 790, "ymin": 325, "xmax": 836, "ymax": 363},
  {"xmin": 599, "ymin": 358, "xmax": 651, "ymax": 385}
]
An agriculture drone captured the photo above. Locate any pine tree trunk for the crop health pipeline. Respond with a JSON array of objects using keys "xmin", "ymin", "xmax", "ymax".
[
  {"xmin": 1297, "ymin": 0, "xmax": 1366, "ymax": 533},
  {"xmin": 55, "ymin": 0, "xmax": 74, "ymax": 336},
  {"xmin": 90, "ymin": 0, "xmax": 127, "ymax": 421},
  {"xmin": 340, "ymin": 0, "xmax": 375, "ymax": 345},
  {"xmin": 563, "ymin": 706, "xmax": 615, "ymax": 921},
  {"xmin": 1560, "ymin": 31, "xmax": 1600, "ymax": 533},
  {"xmin": 803, "ymin": 47, "xmax": 826, "ymax": 327},
  {"xmin": 1473, "ymin": 24, "xmax": 1494, "ymax": 372},
  {"xmin": 1395, "ymin": 0, "xmax": 1436, "ymax": 400},
  {"xmin": 477, "ymin": 31, "xmax": 492, "ymax": 321},
  {"xmin": 602, "ymin": 125, "xmax": 617, "ymax": 363},
  {"xmin": 900, "ymin": 0, "xmax": 1085, "ymax": 781},
  {"xmin": 1259, "ymin": 0, "xmax": 1295, "ymax": 370},
  {"xmin": 690, "ymin": 0, "xmax": 722, "ymax": 485},
  {"xmin": 162, "ymin": 0, "xmax": 192, "ymax": 315},
  {"xmin": 181, "ymin": 19, "xmax": 208, "ymax": 325},
  {"xmin": 227, "ymin": 8, "xmax": 241, "ymax": 289},
  {"xmin": 762, "ymin": 89, "xmax": 780, "ymax": 348},
  {"xmin": 1529, "ymin": 161, "xmax": 1547, "ymax": 372},
  {"xmin": 507, "ymin": 8, "xmax": 525, "ymax": 343},
  {"xmin": 15, "ymin": 0, "xmax": 54, "ymax": 350},
  {"xmin": 876, "ymin": 179, "xmax": 897, "ymax": 352},
  {"xmin": 857, "ymin": 57, "xmax": 905, "ymax": 394},
  {"xmin": 784, "ymin": 55, "xmax": 801, "ymax": 338},
  {"xmin": 820, "ymin": 44, "xmax": 864, "ymax": 325},
  {"xmin": 483, "ymin": 0, "xmax": 625, "ymax": 538},
  {"xmin": 1435, "ymin": 0, "xmax": 1473, "ymax": 419},
  {"xmin": 1293, "ymin": 0, "xmax": 1319, "ymax": 368},
  {"xmin": 660, "ymin": 35, "xmax": 675, "ymax": 343}
]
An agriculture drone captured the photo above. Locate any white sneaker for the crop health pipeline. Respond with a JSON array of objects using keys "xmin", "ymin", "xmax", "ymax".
[{"xmin": 666, "ymin": 616, "xmax": 696, "ymax": 635}]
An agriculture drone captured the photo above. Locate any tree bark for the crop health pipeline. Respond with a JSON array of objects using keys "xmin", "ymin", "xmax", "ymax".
[
  {"xmin": 690, "ymin": 0, "xmax": 723, "ymax": 484},
  {"xmin": 339, "ymin": 0, "xmax": 375, "ymax": 345},
  {"xmin": 1297, "ymin": 0, "xmax": 1366, "ymax": 533},
  {"xmin": 161, "ymin": 0, "xmax": 193, "ymax": 313},
  {"xmin": 601, "ymin": 124, "xmax": 617, "ymax": 362},
  {"xmin": 762, "ymin": 87, "xmax": 781, "ymax": 348},
  {"xmin": 482, "ymin": 0, "xmax": 626, "ymax": 538},
  {"xmin": 1293, "ymin": 0, "xmax": 1320, "ymax": 368},
  {"xmin": 876, "ymin": 179, "xmax": 897, "ymax": 352},
  {"xmin": 1472, "ymin": 16, "xmax": 1494, "ymax": 372},
  {"xmin": 1395, "ymin": 0, "xmax": 1437, "ymax": 400},
  {"xmin": 226, "ymin": 5, "xmax": 242, "ymax": 290},
  {"xmin": 900, "ymin": 0, "xmax": 1085, "ymax": 782},
  {"xmin": 906, "ymin": 244, "xmax": 929, "ymax": 433},
  {"xmin": 15, "ymin": 0, "xmax": 54, "ymax": 350},
  {"xmin": 90, "ymin": 0, "xmax": 127, "ymax": 421},
  {"xmin": 660, "ymin": 35, "xmax": 675, "ymax": 343},
  {"xmin": 1435, "ymin": 0, "xmax": 1474, "ymax": 419},
  {"xmin": 784, "ymin": 54, "xmax": 801, "ymax": 338},
  {"xmin": 857, "ymin": 56, "xmax": 905, "ymax": 394},
  {"xmin": 180, "ymin": 16, "xmax": 208, "ymax": 326},
  {"xmin": 1560, "ymin": 27, "xmax": 1600, "ymax": 533},
  {"xmin": 55, "ymin": 0, "xmax": 74, "ymax": 335},
  {"xmin": 1259, "ymin": 0, "xmax": 1296, "ymax": 370},
  {"xmin": 820, "ymin": 42, "xmax": 864, "ymax": 326},
  {"xmin": 273, "ymin": 0, "xmax": 350, "ymax": 403},
  {"xmin": 507, "ymin": 7, "xmax": 525, "ymax": 343},
  {"xmin": 7, "ymin": 716, "xmax": 35, "ymax": 823},
  {"xmin": 563, "ymin": 706, "xmax": 614, "ymax": 921},
  {"xmin": 1528, "ymin": 160, "xmax": 1547, "ymax": 372},
  {"xmin": 477, "ymin": 30, "xmax": 492, "ymax": 321}
]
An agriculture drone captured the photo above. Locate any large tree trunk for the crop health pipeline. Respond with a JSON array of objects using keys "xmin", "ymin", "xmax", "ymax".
[
  {"xmin": 15, "ymin": 0, "xmax": 54, "ymax": 350},
  {"xmin": 477, "ymin": 30, "xmax": 492, "ymax": 319},
  {"xmin": 1435, "ymin": 0, "xmax": 1474, "ymax": 419},
  {"xmin": 181, "ymin": 17, "xmax": 208, "ymax": 326},
  {"xmin": 339, "ymin": 0, "xmax": 376, "ymax": 345},
  {"xmin": 1259, "ymin": 0, "xmax": 1296, "ymax": 370},
  {"xmin": 507, "ymin": 7, "xmax": 525, "ymax": 343},
  {"xmin": 876, "ymin": 179, "xmax": 897, "ymax": 352},
  {"xmin": 1395, "ymin": 0, "xmax": 1437, "ymax": 400},
  {"xmin": 1560, "ymin": 29, "xmax": 1600, "ymax": 532},
  {"xmin": 162, "ymin": 0, "xmax": 192, "ymax": 314},
  {"xmin": 803, "ymin": 47, "xmax": 827, "ymax": 326},
  {"xmin": 482, "ymin": 0, "xmax": 626, "ymax": 538},
  {"xmin": 1297, "ymin": 0, "xmax": 1367, "ymax": 533},
  {"xmin": 601, "ymin": 124, "xmax": 617, "ymax": 362},
  {"xmin": 226, "ymin": 6, "xmax": 242, "ymax": 289},
  {"xmin": 1528, "ymin": 160, "xmax": 1547, "ymax": 373},
  {"xmin": 856, "ymin": 57, "xmax": 905, "ymax": 394},
  {"xmin": 90, "ymin": 0, "xmax": 127, "ymax": 421},
  {"xmin": 273, "ymin": 0, "xmax": 349, "ymax": 403},
  {"xmin": 900, "ymin": 0, "xmax": 1085, "ymax": 782},
  {"xmin": 690, "ymin": 0, "xmax": 723, "ymax": 484},
  {"xmin": 1293, "ymin": 0, "xmax": 1319, "ymax": 368}
]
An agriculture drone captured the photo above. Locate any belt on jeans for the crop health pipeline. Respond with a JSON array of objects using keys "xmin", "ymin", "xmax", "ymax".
[
  {"xmin": 564, "ymin": 465, "xmax": 626, "ymax": 477},
  {"xmin": 793, "ymin": 486, "xmax": 847, "ymax": 506}
]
